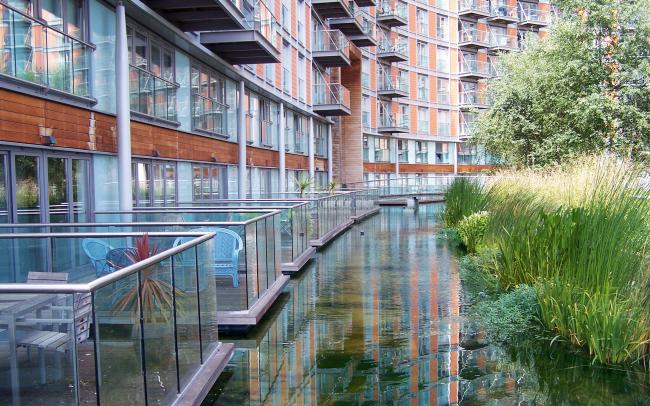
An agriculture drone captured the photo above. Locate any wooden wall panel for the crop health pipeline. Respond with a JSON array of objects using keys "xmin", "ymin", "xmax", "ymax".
[{"xmin": 399, "ymin": 164, "xmax": 454, "ymax": 173}]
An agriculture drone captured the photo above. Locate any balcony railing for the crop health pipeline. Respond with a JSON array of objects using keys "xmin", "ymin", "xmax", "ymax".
[
  {"xmin": 490, "ymin": 31, "xmax": 518, "ymax": 50},
  {"xmin": 459, "ymin": 28, "xmax": 490, "ymax": 46},
  {"xmin": 378, "ymin": 73, "xmax": 408, "ymax": 93},
  {"xmin": 459, "ymin": 58, "xmax": 490, "ymax": 76},
  {"xmin": 313, "ymin": 82, "xmax": 350, "ymax": 107},
  {"xmin": 0, "ymin": 3, "xmax": 93, "ymax": 98},
  {"xmin": 519, "ymin": 4, "xmax": 549, "ymax": 25},
  {"xmin": 243, "ymin": 0, "xmax": 278, "ymax": 48},
  {"xmin": 377, "ymin": 39, "xmax": 408, "ymax": 59},
  {"xmin": 377, "ymin": 0, "xmax": 407, "ymax": 25},
  {"xmin": 356, "ymin": 9, "xmax": 376, "ymax": 40},
  {"xmin": 460, "ymin": 89, "xmax": 489, "ymax": 107},
  {"xmin": 458, "ymin": 0, "xmax": 490, "ymax": 15},
  {"xmin": 379, "ymin": 112, "xmax": 408, "ymax": 130},
  {"xmin": 129, "ymin": 65, "xmax": 178, "ymax": 121},
  {"xmin": 312, "ymin": 29, "xmax": 350, "ymax": 56},
  {"xmin": 490, "ymin": 3, "xmax": 518, "ymax": 20},
  {"xmin": 192, "ymin": 93, "xmax": 228, "ymax": 135}
]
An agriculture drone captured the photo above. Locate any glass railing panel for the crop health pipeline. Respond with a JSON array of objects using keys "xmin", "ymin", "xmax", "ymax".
[
  {"xmin": 490, "ymin": 32, "xmax": 517, "ymax": 49},
  {"xmin": 459, "ymin": 28, "xmax": 489, "ymax": 44},
  {"xmin": 0, "ymin": 3, "xmax": 92, "ymax": 97},
  {"xmin": 192, "ymin": 93, "xmax": 228, "ymax": 135},
  {"xmin": 458, "ymin": 0, "xmax": 489, "ymax": 13},
  {"xmin": 312, "ymin": 29, "xmax": 350, "ymax": 58},
  {"xmin": 129, "ymin": 65, "xmax": 178, "ymax": 121},
  {"xmin": 243, "ymin": 0, "xmax": 278, "ymax": 49},
  {"xmin": 490, "ymin": 3, "xmax": 517, "ymax": 19}
]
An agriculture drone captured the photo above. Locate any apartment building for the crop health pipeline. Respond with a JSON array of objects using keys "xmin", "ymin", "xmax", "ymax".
[{"xmin": 0, "ymin": 0, "xmax": 549, "ymax": 219}]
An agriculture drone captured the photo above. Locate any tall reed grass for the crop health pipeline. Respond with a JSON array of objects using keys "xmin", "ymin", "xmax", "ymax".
[
  {"xmin": 445, "ymin": 156, "xmax": 650, "ymax": 364},
  {"xmin": 442, "ymin": 177, "xmax": 487, "ymax": 227}
]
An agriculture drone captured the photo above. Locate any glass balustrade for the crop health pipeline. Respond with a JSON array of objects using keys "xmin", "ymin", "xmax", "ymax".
[
  {"xmin": 129, "ymin": 65, "xmax": 178, "ymax": 121},
  {"xmin": 192, "ymin": 93, "xmax": 228, "ymax": 135}
]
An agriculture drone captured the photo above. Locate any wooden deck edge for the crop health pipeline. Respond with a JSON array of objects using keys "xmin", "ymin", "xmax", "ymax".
[
  {"xmin": 281, "ymin": 246, "xmax": 317, "ymax": 274},
  {"xmin": 351, "ymin": 207, "xmax": 380, "ymax": 222},
  {"xmin": 171, "ymin": 342, "xmax": 235, "ymax": 406},
  {"xmin": 310, "ymin": 219, "xmax": 355, "ymax": 248},
  {"xmin": 216, "ymin": 274, "xmax": 290, "ymax": 326}
]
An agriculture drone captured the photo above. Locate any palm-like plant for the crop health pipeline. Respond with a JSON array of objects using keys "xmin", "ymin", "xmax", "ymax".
[
  {"xmin": 295, "ymin": 176, "xmax": 313, "ymax": 197},
  {"xmin": 325, "ymin": 181, "xmax": 337, "ymax": 194}
]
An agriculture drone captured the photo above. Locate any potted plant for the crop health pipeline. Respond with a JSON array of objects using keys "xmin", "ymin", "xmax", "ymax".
[{"xmin": 295, "ymin": 176, "xmax": 313, "ymax": 198}]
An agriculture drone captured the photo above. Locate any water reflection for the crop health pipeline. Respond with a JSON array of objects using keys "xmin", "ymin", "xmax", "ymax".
[{"xmin": 205, "ymin": 204, "xmax": 650, "ymax": 406}]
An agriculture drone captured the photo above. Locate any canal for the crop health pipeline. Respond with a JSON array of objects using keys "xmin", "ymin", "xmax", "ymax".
[{"xmin": 204, "ymin": 204, "xmax": 650, "ymax": 405}]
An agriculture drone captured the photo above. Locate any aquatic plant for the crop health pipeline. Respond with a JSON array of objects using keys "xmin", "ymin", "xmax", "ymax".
[
  {"xmin": 457, "ymin": 211, "xmax": 490, "ymax": 253},
  {"xmin": 442, "ymin": 177, "xmax": 487, "ymax": 227}
]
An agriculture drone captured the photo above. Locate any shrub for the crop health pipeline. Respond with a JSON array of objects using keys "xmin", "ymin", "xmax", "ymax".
[
  {"xmin": 442, "ymin": 178, "xmax": 486, "ymax": 227},
  {"xmin": 457, "ymin": 211, "xmax": 489, "ymax": 253},
  {"xmin": 473, "ymin": 285, "xmax": 540, "ymax": 343}
]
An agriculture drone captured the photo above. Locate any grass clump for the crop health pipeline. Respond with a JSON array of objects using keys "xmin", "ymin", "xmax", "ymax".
[
  {"xmin": 457, "ymin": 211, "xmax": 489, "ymax": 253},
  {"xmin": 442, "ymin": 177, "xmax": 487, "ymax": 227},
  {"xmin": 445, "ymin": 156, "xmax": 650, "ymax": 365}
]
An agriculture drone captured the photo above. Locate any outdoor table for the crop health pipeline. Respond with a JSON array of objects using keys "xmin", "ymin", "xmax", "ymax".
[{"xmin": 0, "ymin": 293, "xmax": 62, "ymax": 406}]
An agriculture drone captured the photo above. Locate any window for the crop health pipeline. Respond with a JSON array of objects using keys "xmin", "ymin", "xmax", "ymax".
[
  {"xmin": 416, "ymin": 8, "xmax": 428, "ymax": 35},
  {"xmin": 436, "ymin": 0, "xmax": 448, "ymax": 10},
  {"xmin": 375, "ymin": 137, "xmax": 390, "ymax": 162},
  {"xmin": 436, "ymin": 142, "xmax": 450, "ymax": 163},
  {"xmin": 458, "ymin": 143, "xmax": 478, "ymax": 164},
  {"xmin": 417, "ymin": 107, "xmax": 429, "ymax": 134},
  {"xmin": 39, "ymin": 0, "xmax": 86, "ymax": 39},
  {"xmin": 436, "ymin": 46, "xmax": 449, "ymax": 73},
  {"xmin": 259, "ymin": 98, "xmax": 276, "ymax": 147},
  {"xmin": 438, "ymin": 110, "xmax": 450, "ymax": 136},
  {"xmin": 265, "ymin": 63, "xmax": 274, "ymax": 85},
  {"xmin": 314, "ymin": 121, "xmax": 328, "ymax": 157},
  {"xmin": 297, "ymin": 0, "xmax": 305, "ymax": 44},
  {"xmin": 436, "ymin": 15, "xmax": 448, "ymax": 40},
  {"xmin": 127, "ymin": 26, "xmax": 177, "ymax": 120},
  {"xmin": 416, "ymin": 41, "xmax": 428, "ymax": 67},
  {"xmin": 192, "ymin": 164, "xmax": 226, "ymax": 200},
  {"xmin": 398, "ymin": 34, "xmax": 409, "ymax": 54},
  {"xmin": 397, "ymin": 69, "xmax": 409, "ymax": 91},
  {"xmin": 191, "ymin": 64, "xmax": 227, "ymax": 135},
  {"xmin": 398, "ymin": 140, "xmax": 409, "ymax": 163},
  {"xmin": 399, "ymin": 104, "xmax": 410, "ymax": 127},
  {"xmin": 133, "ymin": 160, "xmax": 176, "ymax": 207},
  {"xmin": 437, "ymin": 78, "xmax": 449, "ymax": 103},
  {"xmin": 282, "ymin": 43, "xmax": 291, "ymax": 93},
  {"xmin": 417, "ymin": 74, "xmax": 428, "ymax": 101},
  {"xmin": 363, "ymin": 136, "xmax": 370, "ymax": 161},
  {"xmin": 415, "ymin": 141, "xmax": 428, "ymax": 163},
  {"xmin": 362, "ymin": 95, "xmax": 371, "ymax": 128},
  {"xmin": 461, "ymin": 112, "xmax": 478, "ymax": 136},
  {"xmin": 362, "ymin": 57, "xmax": 370, "ymax": 88},
  {"xmin": 298, "ymin": 55, "xmax": 306, "ymax": 102}
]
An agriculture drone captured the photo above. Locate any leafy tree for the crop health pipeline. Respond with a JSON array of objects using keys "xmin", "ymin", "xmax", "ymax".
[{"xmin": 472, "ymin": 0, "xmax": 650, "ymax": 166}]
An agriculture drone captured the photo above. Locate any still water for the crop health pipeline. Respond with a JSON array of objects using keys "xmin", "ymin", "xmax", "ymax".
[{"xmin": 205, "ymin": 204, "xmax": 650, "ymax": 405}]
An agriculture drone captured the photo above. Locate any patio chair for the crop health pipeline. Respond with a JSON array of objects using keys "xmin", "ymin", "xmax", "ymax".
[
  {"xmin": 173, "ymin": 227, "xmax": 243, "ymax": 288},
  {"xmin": 82, "ymin": 238, "xmax": 114, "ymax": 277},
  {"xmin": 16, "ymin": 272, "xmax": 92, "ymax": 384}
]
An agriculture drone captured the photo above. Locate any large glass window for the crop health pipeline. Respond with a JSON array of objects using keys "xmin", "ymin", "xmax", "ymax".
[
  {"xmin": 436, "ymin": 15, "xmax": 448, "ymax": 40},
  {"xmin": 437, "ymin": 78, "xmax": 449, "ymax": 103},
  {"xmin": 375, "ymin": 137, "xmax": 390, "ymax": 162},
  {"xmin": 438, "ymin": 110, "xmax": 450, "ymax": 137},
  {"xmin": 415, "ymin": 141, "xmax": 428, "ymax": 163},
  {"xmin": 362, "ymin": 95, "xmax": 371, "ymax": 128},
  {"xmin": 416, "ymin": 8, "xmax": 427, "ymax": 35},
  {"xmin": 192, "ymin": 164, "xmax": 226, "ymax": 200},
  {"xmin": 417, "ymin": 107, "xmax": 429, "ymax": 134},
  {"xmin": 132, "ymin": 160, "xmax": 176, "ymax": 207},
  {"xmin": 15, "ymin": 155, "xmax": 40, "ymax": 224},
  {"xmin": 314, "ymin": 121, "xmax": 328, "ymax": 157},
  {"xmin": 436, "ymin": 142, "xmax": 450, "ymax": 163},
  {"xmin": 361, "ymin": 57, "xmax": 370, "ymax": 88},
  {"xmin": 436, "ymin": 46, "xmax": 449, "ymax": 73},
  {"xmin": 191, "ymin": 64, "xmax": 227, "ymax": 135},
  {"xmin": 417, "ymin": 74, "xmax": 428, "ymax": 101},
  {"xmin": 398, "ymin": 140, "xmax": 409, "ymax": 163},
  {"xmin": 416, "ymin": 41, "xmax": 428, "ymax": 67}
]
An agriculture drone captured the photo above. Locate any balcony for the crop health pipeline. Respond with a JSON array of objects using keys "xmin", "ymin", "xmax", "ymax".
[
  {"xmin": 313, "ymin": 83, "xmax": 351, "ymax": 116},
  {"xmin": 0, "ymin": 3, "xmax": 92, "ymax": 99},
  {"xmin": 376, "ymin": 0, "xmax": 408, "ymax": 28},
  {"xmin": 458, "ymin": 28, "xmax": 490, "ymax": 50},
  {"xmin": 330, "ymin": 6, "xmax": 377, "ymax": 47},
  {"xmin": 378, "ymin": 113, "xmax": 409, "ymax": 134},
  {"xmin": 146, "ymin": 0, "xmax": 244, "ymax": 31},
  {"xmin": 458, "ymin": 0, "xmax": 491, "ymax": 19},
  {"xmin": 374, "ymin": 149, "xmax": 391, "ymax": 162},
  {"xmin": 459, "ymin": 59, "xmax": 491, "ymax": 80},
  {"xmin": 353, "ymin": 0, "xmax": 376, "ymax": 8},
  {"xmin": 489, "ymin": 3, "xmax": 519, "ymax": 24},
  {"xmin": 311, "ymin": 0, "xmax": 352, "ymax": 19},
  {"xmin": 199, "ymin": 0, "xmax": 280, "ymax": 64},
  {"xmin": 192, "ymin": 93, "xmax": 228, "ymax": 135},
  {"xmin": 377, "ymin": 40, "xmax": 408, "ymax": 63},
  {"xmin": 459, "ymin": 89, "xmax": 490, "ymax": 110},
  {"xmin": 518, "ymin": 5, "xmax": 550, "ymax": 28},
  {"xmin": 489, "ymin": 32, "xmax": 518, "ymax": 52},
  {"xmin": 312, "ymin": 30, "xmax": 351, "ymax": 67},
  {"xmin": 377, "ymin": 74, "xmax": 409, "ymax": 99},
  {"xmin": 460, "ymin": 111, "xmax": 478, "ymax": 140},
  {"xmin": 129, "ymin": 65, "xmax": 179, "ymax": 122}
]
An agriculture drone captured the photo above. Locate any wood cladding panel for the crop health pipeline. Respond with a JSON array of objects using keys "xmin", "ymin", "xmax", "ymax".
[
  {"xmin": 458, "ymin": 164, "xmax": 497, "ymax": 173},
  {"xmin": 363, "ymin": 162, "xmax": 395, "ymax": 173},
  {"xmin": 399, "ymin": 164, "xmax": 454, "ymax": 173}
]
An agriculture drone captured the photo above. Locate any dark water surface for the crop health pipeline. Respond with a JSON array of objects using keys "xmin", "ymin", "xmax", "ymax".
[{"xmin": 204, "ymin": 205, "xmax": 650, "ymax": 405}]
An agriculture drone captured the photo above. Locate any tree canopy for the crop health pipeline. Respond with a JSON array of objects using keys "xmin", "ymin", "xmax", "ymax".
[{"xmin": 472, "ymin": 0, "xmax": 650, "ymax": 166}]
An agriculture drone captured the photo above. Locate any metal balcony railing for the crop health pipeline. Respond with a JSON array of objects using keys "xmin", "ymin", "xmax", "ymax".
[
  {"xmin": 458, "ymin": 0, "xmax": 490, "ymax": 14},
  {"xmin": 378, "ymin": 38, "xmax": 408, "ymax": 58},
  {"xmin": 377, "ymin": 0, "xmax": 406, "ymax": 20},
  {"xmin": 312, "ymin": 29, "xmax": 350, "ymax": 56},
  {"xmin": 348, "ymin": 3, "xmax": 376, "ymax": 40},
  {"xmin": 378, "ymin": 73, "xmax": 408, "ymax": 93},
  {"xmin": 459, "ymin": 28, "xmax": 490, "ymax": 46},
  {"xmin": 192, "ymin": 93, "xmax": 228, "ymax": 135},
  {"xmin": 243, "ymin": 0, "xmax": 278, "ymax": 49},
  {"xmin": 490, "ymin": 31, "xmax": 518, "ymax": 50},
  {"xmin": 459, "ymin": 58, "xmax": 490, "ymax": 76},
  {"xmin": 0, "ymin": 2, "xmax": 93, "ymax": 97},
  {"xmin": 490, "ymin": 3, "xmax": 518, "ymax": 20},
  {"xmin": 460, "ymin": 89, "xmax": 489, "ymax": 107},
  {"xmin": 313, "ymin": 82, "xmax": 350, "ymax": 107},
  {"xmin": 519, "ymin": 4, "xmax": 549, "ymax": 25},
  {"xmin": 379, "ymin": 112, "xmax": 408, "ymax": 129},
  {"xmin": 129, "ymin": 65, "xmax": 178, "ymax": 121}
]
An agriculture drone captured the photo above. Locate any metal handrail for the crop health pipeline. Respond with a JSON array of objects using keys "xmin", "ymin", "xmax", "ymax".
[
  {"xmin": 459, "ymin": 27, "xmax": 490, "ymax": 44},
  {"xmin": 312, "ymin": 29, "xmax": 350, "ymax": 55},
  {"xmin": 93, "ymin": 209, "xmax": 282, "ymax": 224},
  {"xmin": 458, "ymin": 0, "xmax": 489, "ymax": 14},
  {"xmin": 490, "ymin": 3, "xmax": 517, "ymax": 19},
  {"xmin": 0, "ymin": 231, "xmax": 214, "ymax": 293}
]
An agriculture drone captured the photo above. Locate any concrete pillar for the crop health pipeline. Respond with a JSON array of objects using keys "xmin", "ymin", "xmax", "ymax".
[
  {"xmin": 278, "ymin": 103, "xmax": 286, "ymax": 192},
  {"xmin": 308, "ymin": 116, "xmax": 315, "ymax": 183},
  {"xmin": 327, "ymin": 123, "xmax": 333, "ymax": 184},
  {"xmin": 116, "ymin": 1, "xmax": 132, "ymax": 211},
  {"xmin": 394, "ymin": 138, "xmax": 400, "ymax": 176},
  {"xmin": 453, "ymin": 142, "xmax": 459, "ymax": 175},
  {"xmin": 237, "ymin": 80, "xmax": 247, "ymax": 198}
]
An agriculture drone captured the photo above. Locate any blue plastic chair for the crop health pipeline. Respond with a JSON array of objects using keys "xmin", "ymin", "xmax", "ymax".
[
  {"xmin": 174, "ymin": 227, "xmax": 243, "ymax": 288},
  {"xmin": 81, "ymin": 238, "xmax": 114, "ymax": 277}
]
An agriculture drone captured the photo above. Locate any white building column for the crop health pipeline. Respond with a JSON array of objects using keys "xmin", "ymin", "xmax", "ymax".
[
  {"xmin": 237, "ymin": 80, "xmax": 247, "ymax": 198},
  {"xmin": 453, "ymin": 142, "xmax": 459, "ymax": 175},
  {"xmin": 327, "ymin": 123, "xmax": 333, "ymax": 184},
  {"xmin": 116, "ymin": 0, "xmax": 132, "ymax": 211},
  {"xmin": 278, "ymin": 103, "xmax": 286, "ymax": 193},
  {"xmin": 394, "ymin": 138, "xmax": 400, "ymax": 176},
  {"xmin": 308, "ymin": 116, "xmax": 315, "ymax": 182}
]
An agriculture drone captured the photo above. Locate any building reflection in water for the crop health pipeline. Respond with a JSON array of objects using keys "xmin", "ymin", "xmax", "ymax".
[{"xmin": 205, "ymin": 205, "xmax": 461, "ymax": 405}]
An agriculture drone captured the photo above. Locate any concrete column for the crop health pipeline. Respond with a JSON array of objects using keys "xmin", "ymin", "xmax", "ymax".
[
  {"xmin": 278, "ymin": 103, "xmax": 286, "ymax": 192},
  {"xmin": 237, "ymin": 80, "xmax": 247, "ymax": 198},
  {"xmin": 327, "ymin": 123, "xmax": 333, "ymax": 184},
  {"xmin": 394, "ymin": 138, "xmax": 400, "ymax": 176},
  {"xmin": 308, "ymin": 116, "xmax": 315, "ymax": 183},
  {"xmin": 116, "ymin": 1, "xmax": 132, "ymax": 211},
  {"xmin": 453, "ymin": 142, "xmax": 459, "ymax": 175}
]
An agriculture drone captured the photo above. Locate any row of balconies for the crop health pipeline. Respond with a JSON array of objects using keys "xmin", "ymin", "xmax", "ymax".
[{"xmin": 458, "ymin": 0, "xmax": 550, "ymax": 28}]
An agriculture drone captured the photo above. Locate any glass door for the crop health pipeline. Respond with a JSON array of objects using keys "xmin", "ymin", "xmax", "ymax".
[
  {"xmin": 0, "ymin": 153, "xmax": 8, "ymax": 224},
  {"xmin": 14, "ymin": 154, "xmax": 41, "ymax": 224}
]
